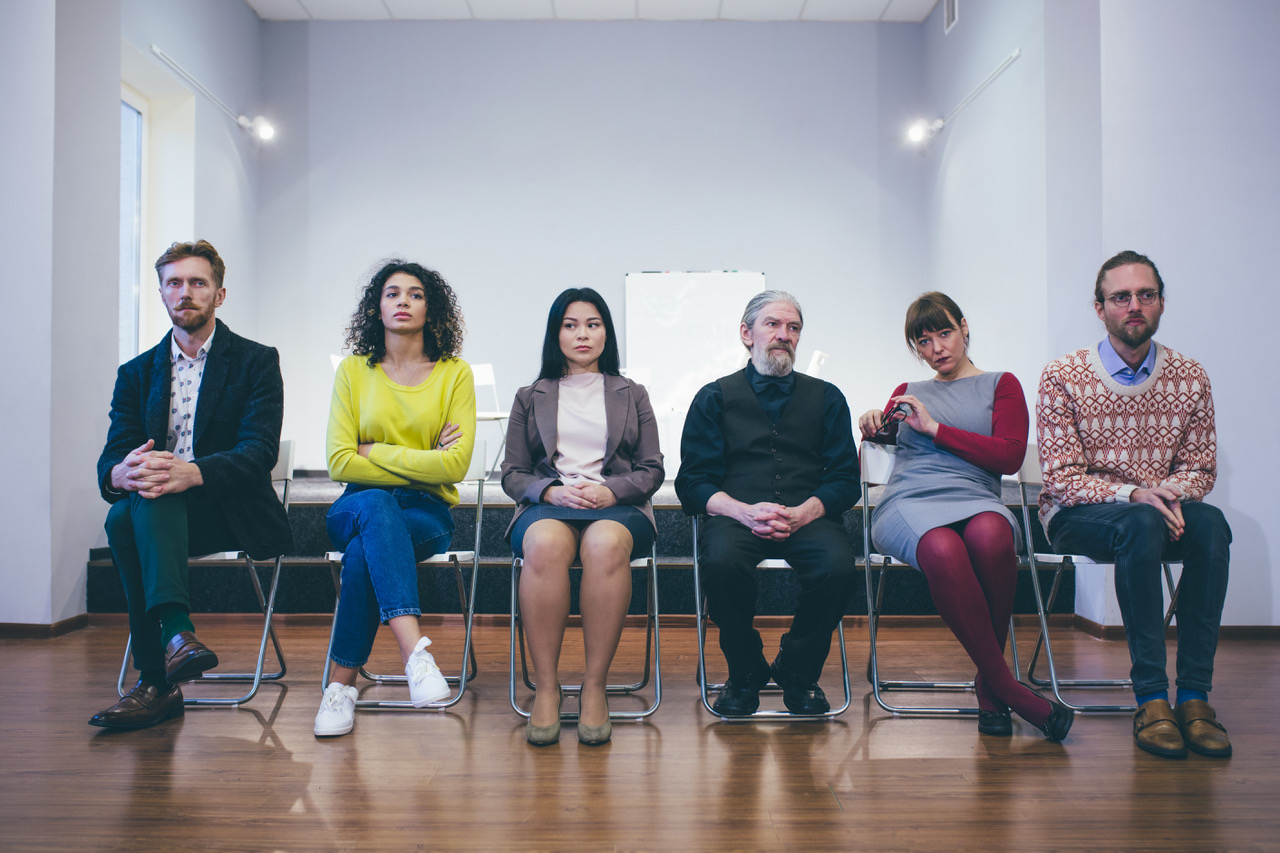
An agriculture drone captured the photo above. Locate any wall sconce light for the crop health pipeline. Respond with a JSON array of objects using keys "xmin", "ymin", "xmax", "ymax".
[
  {"xmin": 150, "ymin": 44, "xmax": 276, "ymax": 142},
  {"xmin": 906, "ymin": 48, "xmax": 1021, "ymax": 145}
]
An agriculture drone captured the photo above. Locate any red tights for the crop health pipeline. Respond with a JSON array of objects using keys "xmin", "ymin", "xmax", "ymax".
[{"xmin": 916, "ymin": 512, "xmax": 1050, "ymax": 727}]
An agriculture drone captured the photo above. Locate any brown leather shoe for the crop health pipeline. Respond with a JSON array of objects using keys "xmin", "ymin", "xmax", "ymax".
[
  {"xmin": 1175, "ymin": 699, "xmax": 1232, "ymax": 758},
  {"xmin": 1134, "ymin": 698, "xmax": 1186, "ymax": 758},
  {"xmin": 88, "ymin": 679, "xmax": 184, "ymax": 729},
  {"xmin": 164, "ymin": 631, "xmax": 219, "ymax": 683}
]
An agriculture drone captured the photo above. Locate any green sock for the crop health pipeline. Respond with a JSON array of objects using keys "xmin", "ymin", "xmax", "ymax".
[{"xmin": 154, "ymin": 603, "xmax": 195, "ymax": 645}]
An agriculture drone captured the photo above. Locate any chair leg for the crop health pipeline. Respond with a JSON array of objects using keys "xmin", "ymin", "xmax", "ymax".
[
  {"xmin": 323, "ymin": 554, "xmax": 476, "ymax": 711},
  {"xmin": 510, "ymin": 555, "xmax": 662, "ymax": 722},
  {"xmin": 866, "ymin": 557, "xmax": 1002, "ymax": 717},
  {"xmin": 120, "ymin": 555, "xmax": 287, "ymax": 707},
  {"xmin": 693, "ymin": 519, "xmax": 848, "ymax": 721}
]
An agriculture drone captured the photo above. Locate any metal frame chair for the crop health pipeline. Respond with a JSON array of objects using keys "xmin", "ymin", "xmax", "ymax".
[
  {"xmin": 1016, "ymin": 443, "xmax": 1180, "ymax": 712},
  {"xmin": 860, "ymin": 440, "xmax": 1024, "ymax": 717},
  {"xmin": 322, "ymin": 440, "xmax": 486, "ymax": 711},
  {"xmin": 117, "ymin": 440, "xmax": 295, "ymax": 707},
  {"xmin": 691, "ymin": 515, "xmax": 852, "ymax": 721},
  {"xmin": 472, "ymin": 363, "xmax": 509, "ymax": 479},
  {"xmin": 509, "ymin": 545, "xmax": 662, "ymax": 721}
]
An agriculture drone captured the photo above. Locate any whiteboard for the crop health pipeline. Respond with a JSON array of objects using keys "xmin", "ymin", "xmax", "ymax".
[{"xmin": 624, "ymin": 271, "xmax": 766, "ymax": 478}]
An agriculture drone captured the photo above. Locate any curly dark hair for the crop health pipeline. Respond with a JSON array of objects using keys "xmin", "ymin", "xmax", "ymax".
[{"xmin": 345, "ymin": 260, "xmax": 464, "ymax": 365}]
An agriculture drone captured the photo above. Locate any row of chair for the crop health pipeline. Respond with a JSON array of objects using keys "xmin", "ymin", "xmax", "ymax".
[{"xmin": 117, "ymin": 438, "xmax": 1182, "ymax": 721}]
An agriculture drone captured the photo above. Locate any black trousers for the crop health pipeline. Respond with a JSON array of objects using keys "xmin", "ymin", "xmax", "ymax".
[{"xmin": 698, "ymin": 514, "xmax": 855, "ymax": 683}]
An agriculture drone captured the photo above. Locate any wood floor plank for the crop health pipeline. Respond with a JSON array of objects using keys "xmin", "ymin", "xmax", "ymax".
[{"xmin": 0, "ymin": 618, "xmax": 1276, "ymax": 851}]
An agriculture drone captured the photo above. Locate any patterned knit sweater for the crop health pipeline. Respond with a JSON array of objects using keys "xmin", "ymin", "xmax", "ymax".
[{"xmin": 1035, "ymin": 342, "xmax": 1217, "ymax": 529}]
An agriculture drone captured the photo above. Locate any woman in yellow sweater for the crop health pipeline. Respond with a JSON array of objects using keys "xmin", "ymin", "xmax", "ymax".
[{"xmin": 315, "ymin": 260, "xmax": 476, "ymax": 737}]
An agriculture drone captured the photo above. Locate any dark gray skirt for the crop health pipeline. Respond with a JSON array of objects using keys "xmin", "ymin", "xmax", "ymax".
[{"xmin": 509, "ymin": 503, "xmax": 654, "ymax": 560}]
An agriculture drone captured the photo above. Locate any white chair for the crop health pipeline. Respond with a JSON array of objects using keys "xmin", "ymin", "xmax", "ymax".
[
  {"xmin": 322, "ymin": 441, "xmax": 486, "ymax": 710},
  {"xmin": 509, "ymin": 545, "xmax": 662, "ymax": 722},
  {"xmin": 1015, "ymin": 443, "xmax": 1180, "ymax": 712},
  {"xmin": 116, "ymin": 440, "xmax": 295, "ymax": 707},
  {"xmin": 472, "ymin": 363, "xmax": 509, "ymax": 479},
  {"xmin": 860, "ymin": 440, "xmax": 1023, "ymax": 717},
  {"xmin": 691, "ymin": 515, "xmax": 853, "ymax": 721}
]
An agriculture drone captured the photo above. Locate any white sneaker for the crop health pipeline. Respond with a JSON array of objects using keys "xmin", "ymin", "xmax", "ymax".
[
  {"xmin": 406, "ymin": 636, "xmax": 450, "ymax": 707},
  {"xmin": 314, "ymin": 682, "xmax": 358, "ymax": 737}
]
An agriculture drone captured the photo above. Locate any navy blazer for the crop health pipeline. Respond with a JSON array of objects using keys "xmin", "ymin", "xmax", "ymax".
[
  {"xmin": 97, "ymin": 319, "xmax": 294, "ymax": 558},
  {"xmin": 500, "ymin": 374, "xmax": 665, "ymax": 539}
]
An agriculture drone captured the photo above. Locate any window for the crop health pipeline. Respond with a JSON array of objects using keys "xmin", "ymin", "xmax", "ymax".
[{"xmin": 119, "ymin": 87, "xmax": 147, "ymax": 362}]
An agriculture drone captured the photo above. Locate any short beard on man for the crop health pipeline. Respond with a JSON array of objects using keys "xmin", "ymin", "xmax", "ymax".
[
  {"xmin": 752, "ymin": 342, "xmax": 795, "ymax": 377},
  {"xmin": 1109, "ymin": 312, "xmax": 1160, "ymax": 349},
  {"xmin": 168, "ymin": 300, "xmax": 216, "ymax": 332}
]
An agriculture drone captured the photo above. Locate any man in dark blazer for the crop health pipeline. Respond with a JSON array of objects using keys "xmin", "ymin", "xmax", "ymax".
[{"xmin": 90, "ymin": 240, "xmax": 292, "ymax": 730}]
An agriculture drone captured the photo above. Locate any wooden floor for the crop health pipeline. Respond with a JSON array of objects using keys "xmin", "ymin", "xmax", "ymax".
[{"xmin": 2, "ymin": 617, "xmax": 1276, "ymax": 852}]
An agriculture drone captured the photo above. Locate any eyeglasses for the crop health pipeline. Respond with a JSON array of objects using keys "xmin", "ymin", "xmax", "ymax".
[
  {"xmin": 1104, "ymin": 289, "xmax": 1160, "ymax": 307},
  {"xmin": 875, "ymin": 402, "xmax": 913, "ymax": 438}
]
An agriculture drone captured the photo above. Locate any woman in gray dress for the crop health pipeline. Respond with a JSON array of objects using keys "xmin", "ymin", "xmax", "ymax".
[{"xmin": 858, "ymin": 292, "xmax": 1072, "ymax": 742}]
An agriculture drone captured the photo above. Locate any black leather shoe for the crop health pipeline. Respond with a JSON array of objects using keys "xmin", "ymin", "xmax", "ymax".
[
  {"xmin": 89, "ymin": 679, "xmax": 184, "ymax": 730},
  {"xmin": 770, "ymin": 656, "xmax": 830, "ymax": 715},
  {"xmin": 712, "ymin": 659, "xmax": 771, "ymax": 716},
  {"xmin": 978, "ymin": 709, "xmax": 1012, "ymax": 737},
  {"xmin": 1036, "ymin": 700, "xmax": 1075, "ymax": 743},
  {"xmin": 164, "ymin": 631, "xmax": 219, "ymax": 683}
]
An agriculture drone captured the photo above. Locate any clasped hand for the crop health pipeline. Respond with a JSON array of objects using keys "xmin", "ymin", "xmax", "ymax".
[
  {"xmin": 736, "ymin": 500, "xmax": 821, "ymax": 541},
  {"xmin": 110, "ymin": 439, "xmax": 203, "ymax": 498},
  {"xmin": 545, "ymin": 482, "xmax": 618, "ymax": 510},
  {"xmin": 1131, "ymin": 485, "xmax": 1186, "ymax": 541}
]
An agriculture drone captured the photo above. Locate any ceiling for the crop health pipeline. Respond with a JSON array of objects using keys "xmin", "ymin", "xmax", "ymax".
[{"xmin": 242, "ymin": 0, "xmax": 941, "ymax": 24}]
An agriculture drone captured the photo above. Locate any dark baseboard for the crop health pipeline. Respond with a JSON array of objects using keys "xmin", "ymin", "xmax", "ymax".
[{"xmin": 0, "ymin": 613, "xmax": 89, "ymax": 638}]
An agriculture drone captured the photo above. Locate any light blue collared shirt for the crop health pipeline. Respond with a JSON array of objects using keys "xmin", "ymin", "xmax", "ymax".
[{"xmin": 1098, "ymin": 337, "xmax": 1156, "ymax": 386}]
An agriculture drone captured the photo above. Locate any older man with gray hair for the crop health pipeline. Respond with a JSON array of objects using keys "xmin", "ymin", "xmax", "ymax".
[{"xmin": 676, "ymin": 291, "xmax": 858, "ymax": 715}]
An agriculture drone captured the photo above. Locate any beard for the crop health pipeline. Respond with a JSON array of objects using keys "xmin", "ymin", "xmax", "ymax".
[
  {"xmin": 1108, "ymin": 312, "xmax": 1160, "ymax": 349},
  {"xmin": 752, "ymin": 342, "xmax": 795, "ymax": 377},
  {"xmin": 167, "ymin": 300, "xmax": 216, "ymax": 332}
]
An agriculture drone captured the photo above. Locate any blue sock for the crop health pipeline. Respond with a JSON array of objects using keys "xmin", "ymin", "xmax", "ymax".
[
  {"xmin": 1176, "ymin": 688, "xmax": 1207, "ymax": 705},
  {"xmin": 1136, "ymin": 690, "xmax": 1168, "ymax": 707}
]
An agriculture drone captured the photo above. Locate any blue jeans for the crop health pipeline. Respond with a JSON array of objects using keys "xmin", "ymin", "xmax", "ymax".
[
  {"xmin": 326, "ymin": 485, "xmax": 454, "ymax": 668},
  {"xmin": 1048, "ymin": 500, "xmax": 1231, "ymax": 697}
]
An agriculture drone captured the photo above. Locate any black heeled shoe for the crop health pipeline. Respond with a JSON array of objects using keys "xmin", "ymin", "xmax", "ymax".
[
  {"xmin": 1036, "ymin": 701, "xmax": 1075, "ymax": 743},
  {"xmin": 978, "ymin": 708, "xmax": 1012, "ymax": 737}
]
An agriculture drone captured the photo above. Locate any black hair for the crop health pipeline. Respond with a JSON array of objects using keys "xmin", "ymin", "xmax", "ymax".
[{"xmin": 537, "ymin": 287, "xmax": 621, "ymax": 380}]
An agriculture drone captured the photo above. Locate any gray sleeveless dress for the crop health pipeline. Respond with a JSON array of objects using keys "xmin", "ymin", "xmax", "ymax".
[{"xmin": 869, "ymin": 372, "xmax": 1019, "ymax": 570}]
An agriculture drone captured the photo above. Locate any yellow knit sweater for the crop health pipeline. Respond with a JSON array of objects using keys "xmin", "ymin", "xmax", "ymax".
[{"xmin": 326, "ymin": 355, "xmax": 477, "ymax": 506}]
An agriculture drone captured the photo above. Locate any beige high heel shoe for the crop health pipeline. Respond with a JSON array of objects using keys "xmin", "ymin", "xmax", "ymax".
[
  {"xmin": 577, "ymin": 694, "xmax": 612, "ymax": 746},
  {"xmin": 526, "ymin": 686, "xmax": 563, "ymax": 746}
]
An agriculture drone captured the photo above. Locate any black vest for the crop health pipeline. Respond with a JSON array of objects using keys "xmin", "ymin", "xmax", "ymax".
[{"xmin": 718, "ymin": 369, "xmax": 826, "ymax": 506}]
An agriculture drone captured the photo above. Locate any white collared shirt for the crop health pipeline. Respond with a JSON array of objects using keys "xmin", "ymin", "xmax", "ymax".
[{"xmin": 168, "ymin": 325, "xmax": 216, "ymax": 461}]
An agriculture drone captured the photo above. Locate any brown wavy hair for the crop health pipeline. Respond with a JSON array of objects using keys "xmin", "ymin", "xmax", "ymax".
[{"xmin": 345, "ymin": 260, "xmax": 464, "ymax": 365}]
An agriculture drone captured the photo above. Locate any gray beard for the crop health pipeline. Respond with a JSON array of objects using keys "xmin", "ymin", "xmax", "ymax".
[{"xmin": 752, "ymin": 348, "xmax": 794, "ymax": 377}]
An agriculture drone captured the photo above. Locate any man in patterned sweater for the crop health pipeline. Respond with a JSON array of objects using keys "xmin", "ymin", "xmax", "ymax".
[{"xmin": 1036, "ymin": 250, "xmax": 1232, "ymax": 759}]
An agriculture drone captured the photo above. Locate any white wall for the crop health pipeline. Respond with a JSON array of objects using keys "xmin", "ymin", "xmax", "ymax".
[
  {"xmin": 258, "ymin": 21, "xmax": 921, "ymax": 471},
  {"xmin": 0, "ymin": 0, "xmax": 120, "ymax": 627},
  {"xmin": 0, "ymin": 4, "xmax": 57, "ymax": 625},
  {"xmin": 1097, "ymin": 0, "xmax": 1280, "ymax": 624},
  {"xmin": 920, "ymin": 0, "xmax": 1049, "ymax": 400}
]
